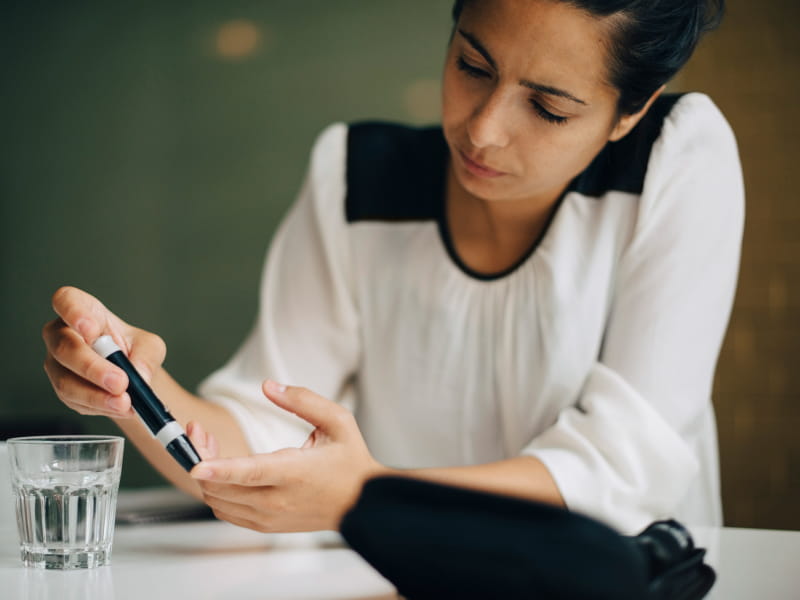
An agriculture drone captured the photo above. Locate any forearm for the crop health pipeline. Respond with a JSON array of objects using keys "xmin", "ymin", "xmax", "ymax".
[
  {"xmin": 388, "ymin": 455, "xmax": 565, "ymax": 507},
  {"xmin": 112, "ymin": 366, "xmax": 251, "ymax": 499}
]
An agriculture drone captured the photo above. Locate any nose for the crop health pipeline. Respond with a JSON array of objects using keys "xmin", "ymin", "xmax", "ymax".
[{"xmin": 466, "ymin": 90, "xmax": 512, "ymax": 150}]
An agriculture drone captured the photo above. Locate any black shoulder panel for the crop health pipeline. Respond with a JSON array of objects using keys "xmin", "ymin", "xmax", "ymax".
[
  {"xmin": 345, "ymin": 94, "xmax": 683, "ymax": 220},
  {"xmin": 570, "ymin": 93, "xmax": 684, "ymax": 197},
  {"xmin": 345, "ymin": 122, "xmax": 448, "ymax": 223}
]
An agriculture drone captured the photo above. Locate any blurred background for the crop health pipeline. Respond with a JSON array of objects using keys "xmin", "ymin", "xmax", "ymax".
[{"xmin": 2, "ymin": 1, "xmax": 798, "ymax": 530}]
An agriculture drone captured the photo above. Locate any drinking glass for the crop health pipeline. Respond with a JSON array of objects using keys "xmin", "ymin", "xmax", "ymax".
[{"xmin": 7, "ymin": 435, "xmax": 124, "ymax": 569}]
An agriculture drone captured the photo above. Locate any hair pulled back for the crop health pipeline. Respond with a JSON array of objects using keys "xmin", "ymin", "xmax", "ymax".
[{"xmin": 451, "ymin": 0, "xmax": 725, "ymax": 115}]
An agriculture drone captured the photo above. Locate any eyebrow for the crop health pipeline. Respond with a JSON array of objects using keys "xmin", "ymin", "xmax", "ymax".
[{"xmin": 457, "ymin": 28, "xmax": 588, "ymax": 106}]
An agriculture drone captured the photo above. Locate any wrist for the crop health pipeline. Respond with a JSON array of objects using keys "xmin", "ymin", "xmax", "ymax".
[{"xmin": 334, "ymin": 459, "xmax": 392, "ymax": 530}]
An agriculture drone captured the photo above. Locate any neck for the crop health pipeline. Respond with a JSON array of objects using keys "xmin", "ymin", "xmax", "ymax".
[
  {"xmin": 444, "ymin": 164, "xmax": 566, "ymax": 274},
  {"xmin": 446, "ymin": 165, "xmax": 564, "ymax": 241}
]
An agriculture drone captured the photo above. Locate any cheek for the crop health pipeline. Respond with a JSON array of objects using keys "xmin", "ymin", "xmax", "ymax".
[
  {"xmin": 440, "ymin": 71, "xmax": 457, "ymax": 127},
  {"xmin": 519, "ymin": 123, "xmax": 613, "ymax": 185},
  {"xmin": 560, "ymin": 121, "xmax": 616, "ymax": 167}
]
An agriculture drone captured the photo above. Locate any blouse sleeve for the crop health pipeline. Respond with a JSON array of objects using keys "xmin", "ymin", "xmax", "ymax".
[
  {"xmin": 522, "ymin": 94, "xmax": 745, "ymax": 532},
  {"xmin": 197, "ymin": 123, "xmax": 361, "ymax": 454}
]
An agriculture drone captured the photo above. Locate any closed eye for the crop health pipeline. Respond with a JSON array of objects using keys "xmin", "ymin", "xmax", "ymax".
[
  {"xmin": 529, "ymin": 100, "xmax": 569, "ymax": 125},
  {"xmin": 456, "ymin": 56, "xmax": 490, "ymax": 79}
]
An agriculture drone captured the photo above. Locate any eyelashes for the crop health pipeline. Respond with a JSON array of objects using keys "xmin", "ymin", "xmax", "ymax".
[
  {"xmin": 456, "ymin": 55, "xmax": 489, "ymax": 79},
  {"xmin": 455, "ymin": 56, "xmax": 569, "ymax": 126},
  {"xmin": 529, "ymin": 100, "xmax": 569, "ymax": 125}
]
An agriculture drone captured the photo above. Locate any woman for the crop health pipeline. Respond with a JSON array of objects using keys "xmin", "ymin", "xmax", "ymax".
[{"xmin": 42, "ymin": 0, "xmax": 742, "ymax": 535}]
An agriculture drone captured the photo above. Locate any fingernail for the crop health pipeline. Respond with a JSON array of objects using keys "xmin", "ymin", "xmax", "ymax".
[
  {"xmin": 265, "ymin": 379, "xmax": 287, "ymax": 394},
  {"xmin": 75, "ymin": 318, "xmax": 93, "ymax": 340},
  {"xmin": 106, "ymin": 395, "xmax": 128, "ymax": 413},
  {"xmin": 192, "ymin": 466, "xmax": 214, "ymax": 480},
  {"xmin": 189, "ymin": 422, "xmax": 207, "ymax": 447},
  {"xmin": 103, "ymin": 371, "xmax": 126, "ymax": 393}
]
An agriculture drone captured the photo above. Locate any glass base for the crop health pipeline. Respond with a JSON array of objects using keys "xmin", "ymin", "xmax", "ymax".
[{"xmin": 21, "ymin": 547, "xmax": 111, "ymax": 569}]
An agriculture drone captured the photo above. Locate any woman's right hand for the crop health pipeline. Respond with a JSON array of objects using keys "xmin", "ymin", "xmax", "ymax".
[{"xmin": 42, "ymin": 286, "xmax": 167, "ymax": 419}]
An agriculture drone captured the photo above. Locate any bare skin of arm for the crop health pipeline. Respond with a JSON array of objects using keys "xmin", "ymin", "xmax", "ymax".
[{"xmin": 394, "ymin": 455, "xmax": 563, "ymax": 506}]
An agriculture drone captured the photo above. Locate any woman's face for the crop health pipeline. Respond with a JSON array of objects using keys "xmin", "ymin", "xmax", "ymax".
[{"xmin": 442, "ymin": 0, "xmax": 639, "ymax": 205}]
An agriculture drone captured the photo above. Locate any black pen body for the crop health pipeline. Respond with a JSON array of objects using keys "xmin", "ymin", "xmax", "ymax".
[{"xmin": 93, "ymin": 335, "xmax": 201, "ymax": 471}]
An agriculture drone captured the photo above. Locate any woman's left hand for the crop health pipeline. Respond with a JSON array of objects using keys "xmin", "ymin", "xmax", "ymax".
[{"xmin": 187, "ymin": 380, "xmax": 385, "ymax": 532}]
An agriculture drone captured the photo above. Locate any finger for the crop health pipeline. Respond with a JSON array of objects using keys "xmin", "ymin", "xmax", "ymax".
[
  {"xmin": 205, "ymin": 504, "xmax": 275, "ymax": 533},
  {"xmin": 43, "ymin": 353, "xmax": 134, "ymax": 418},
  {"xmin": 202, "ymin": 493, "xmax": 267, "ymax": 519},
  {"xmin": 186, "ymin": 421, "xmax": 205, "ymax": 447},
  {"xmin": 301, "ymin": 428, "xmax": 321, "ymax": 449},
  {"xmin": 43, "ymin": 318, "xmax": 129, "ymax": 397},
  {"xmin": 197, "ymin": 479, "xmax": 261, "ymax": 501},
  {"xmin": 186, "ymin": 421, "xmax": 218, "ymax": 461},
  {"xmin": 191, "ymin": 452, "xmax": 293, "ymax": 486},
  {"xmin": 50, "ymin": 286, "xmax": 114, "ymax": 345},
  {"xmin": 126, "ymin": 330, "xmax": 166, "ymax": 385},
  {"xmin": 206, "ymin": 430, "xmax": 220, "ymax": 459},
  {"xmin": 199, "ymin": 484, "xmax": 284, "ymax": 522},
  {"xmin": 262, "ymin": 380, "xmax": 354, "ymax": 437},
  {"xmin": 49, "ymin": 286, "xmax": 146, "ymax": 389}
]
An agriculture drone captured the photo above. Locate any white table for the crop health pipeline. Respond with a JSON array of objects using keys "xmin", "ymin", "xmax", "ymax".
[
  {"xmin": 692, "ymin": 525, "xmax": 800, "ymax": 599},
  {"xmin": 0, "ymin": 520, "xmax": 396, "ymax": 600},
  {"xmin": 1, "ymin": 489, "xmax": 798, "ymax": 599}
]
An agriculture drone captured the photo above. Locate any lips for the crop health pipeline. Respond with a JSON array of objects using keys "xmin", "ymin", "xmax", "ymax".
[{"xmin": 458, "ymin": 149, "xmax": 507, "ymax": 178}]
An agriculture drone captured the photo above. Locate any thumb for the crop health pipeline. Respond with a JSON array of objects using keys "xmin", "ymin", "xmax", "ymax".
[
  {"xmin": 51, "ymin": 286, "xmax": 112, "ymax": 344},
  {"xmin": 262, "ymin": 380, "xmax": 351, "ymax": 437}
]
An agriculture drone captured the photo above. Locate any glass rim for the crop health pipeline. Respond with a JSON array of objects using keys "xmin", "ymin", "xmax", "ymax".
[{"xmin": 6, "ymin": 435, "xmax": 124, "ymax": 445}]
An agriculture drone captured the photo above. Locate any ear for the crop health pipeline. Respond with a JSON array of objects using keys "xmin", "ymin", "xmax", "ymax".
[{"xmin": 608, "ymin": 85, "xmax": 666, "ymax": 142}]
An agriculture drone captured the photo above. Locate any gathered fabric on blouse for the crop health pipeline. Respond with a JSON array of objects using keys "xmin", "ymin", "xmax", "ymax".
[{"xmin": 198, "ymin": 92, "xmax": 744, "ymax": 534}]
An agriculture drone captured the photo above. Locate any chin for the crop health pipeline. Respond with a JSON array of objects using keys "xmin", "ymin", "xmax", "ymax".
[
  {"xmin": 458, "ymin": 175, "xmax": 516, "ymax": 203},
  {"xmin": 451, "ymin": 158, "xmax": 509, "ymax": 193}
]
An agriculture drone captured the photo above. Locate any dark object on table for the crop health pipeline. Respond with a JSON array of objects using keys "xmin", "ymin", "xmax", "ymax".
[{"xmin": 340, "ymin": 476, "xmax": 715, "ymax": 600}]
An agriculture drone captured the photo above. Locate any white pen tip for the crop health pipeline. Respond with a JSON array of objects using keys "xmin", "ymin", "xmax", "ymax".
[{"xmin": 92, "ymin": 335, "xmax": 122, "ymax": 358}]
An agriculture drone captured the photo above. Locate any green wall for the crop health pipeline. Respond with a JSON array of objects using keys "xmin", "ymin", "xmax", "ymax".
[{"xmin": 1, "ymin": 0, "xmax": 452, "ymax": 486}]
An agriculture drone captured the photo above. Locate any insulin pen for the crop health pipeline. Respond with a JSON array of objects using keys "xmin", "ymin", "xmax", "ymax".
[{"xmin": 92, "ymin": 334, "xmax": 201, "ymax": 472}]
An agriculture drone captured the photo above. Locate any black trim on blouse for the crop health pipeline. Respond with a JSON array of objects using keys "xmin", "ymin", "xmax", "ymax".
[
  {"xmin": 569, "ymin": 94, "xmax": 682, "ymax": 196},
  {"xmin": 344, "ymin": 93, "xmax": 685, "ymax": 279}
]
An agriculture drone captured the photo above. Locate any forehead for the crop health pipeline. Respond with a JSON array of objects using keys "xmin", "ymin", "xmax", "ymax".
[{"xmin": 456, "ymin": 0, "xmax": 616, "ymax": 97}]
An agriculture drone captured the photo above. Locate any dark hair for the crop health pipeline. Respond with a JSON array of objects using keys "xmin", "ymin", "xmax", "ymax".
[{"xmin": 451, "ymin": 0, "xmax": 725, "ymax": 115}]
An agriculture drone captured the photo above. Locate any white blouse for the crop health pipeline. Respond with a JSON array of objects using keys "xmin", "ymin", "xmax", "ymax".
[{"xmin": 198, "ymin": 92, "xmax": 744, "ymax": 534}]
